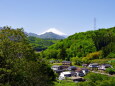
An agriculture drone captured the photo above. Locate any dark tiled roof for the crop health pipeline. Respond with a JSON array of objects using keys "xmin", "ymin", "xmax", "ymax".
[
  {"xmin": 102, "ymin": 64, "xmax": 111, "ymax": 67},
  {"xmin": 52, "ymin": 65, "xmax": 60, "ymax": 67},
  {"xmin": 62, "ymin": 61, "xmax": 71, "ymax": 63}
]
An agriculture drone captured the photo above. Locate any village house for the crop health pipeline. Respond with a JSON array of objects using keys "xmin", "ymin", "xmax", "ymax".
[
  {"xmin": 81, "ymin": 68, "xmax": 89, "ymax": 75},
  {"xmin": 58, "ymin": 71, "xmax": 71, "ymax": 80},
  {"xmin": 82, "ymin": 64, "xmax": 88, "ymax": 67},
  {"xmin": 67, "ymin": 66, "xmax": 77, "ymax": 71},
  {"xmin": 62, "ymin": 61, "xmax": 72, "ymax": 66},
  {"xmin": 51, "ymin": 65, "xmax": 62, "ymax": 71},
  {"xmin": 98, "ymin": 64, "xmax": 112, "ymax": 70},
  {"xmin": 88, "ymin": 63, "xmax": 99, "ymax": 70},
  {"xmin": 75, "ymin": 68, "xmax": 85, "ymax": 77}
]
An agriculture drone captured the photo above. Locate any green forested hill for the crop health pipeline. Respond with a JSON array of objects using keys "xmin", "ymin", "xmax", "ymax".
[
  {"xmin": 28, "ymin": 36, "xmax": 60, "ymax": 51},
  {"xmin": 41, "ymin": 27, "xmax": 115, "ymax": 60}
]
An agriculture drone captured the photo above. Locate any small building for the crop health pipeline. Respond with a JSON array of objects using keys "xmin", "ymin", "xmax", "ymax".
[
  {"xmin": 62, "ymin": 61, "xmax": 72, "ymax": 66},
  {"xmin": 82, "ymin": 64, "xmax": 88, "ymax": 67},
  {"xmin": 75, "ymin": 68, "xmax": 85, "ymax": 77},
  {"xmin": 98, "ymin": 64, "xmax": 112, "ymax": 70},
  {"xmin": 55, "ymin": 70, "xmax": 63, "ymax": 75},
  {"xmin": 67, "ymin": 66, "xmax": 77, "ymax": 71},
  {"xmin": 88, "ymin": 63, "xmax": 99, "ymax": 68},
  {"xmin": 81, "ymin": 68, "xmax": 89, "ymax": 75},
  {"xmin": 88, "ymin": 63, "xmax": 99, "ymax": 70},
  {"xmin": 51, "ymin": 65, "xmax": 63, "ymax": 71},
  {"xmin": 51, "ymin": 65, "xmax": 60, "ymax": 71},
  {"xmin": 58, "ymin": 71, "xmax": 71, "ymax": 80}
]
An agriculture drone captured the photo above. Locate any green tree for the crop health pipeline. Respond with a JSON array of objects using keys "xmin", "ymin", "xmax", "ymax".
[{"xmin": 0, "ymin": 26, "xmax": 55, "ymax": 86}]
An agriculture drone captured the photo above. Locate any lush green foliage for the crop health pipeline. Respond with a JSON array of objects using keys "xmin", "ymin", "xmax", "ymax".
[
  {"xmin": 41, "ymin": 27, "xmax": 115, "ymax": 61},
  {"xmin": 0, "ymin": 26, "xmax": 55, "ymax": 86},
  {"xmin": 28, "ymin": 36, "xmax": 59, "ymax": 51},
  {"xmin": 54, "ymin": 80, "xmax": 76, "ymax": 86},
  {"xmin": 106, "ymin": 68, "xmax": 115, "ymax": 74},
  {"xmin": 70, "ymin": 57, "xmax": 82, "ymax": 65}
]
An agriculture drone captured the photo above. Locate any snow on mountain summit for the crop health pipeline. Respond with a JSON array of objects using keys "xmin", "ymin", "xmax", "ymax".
[{"xmin": 40, "ymin": 28, "xmax": 67, "ymax": 36}]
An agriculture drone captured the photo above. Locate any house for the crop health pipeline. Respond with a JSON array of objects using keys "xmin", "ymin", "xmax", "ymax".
[
  {"xmin": 98, "ymin": 64, "xmax": 112, "ymax": 70},
  {"xmin": 88, "ymin": 63, "xmax": 99, "ymax": 70},
  {"xmin": 71, "ymin": 68, "xmax": 88, "ymax": 77},
  {"xmin": 82, "ymin": 64, "xmax": 88, "ymax": 67},
  {"xmin": 75, "ymin": 68, "xmax": 85, "ymax": 77},
  {"xmin": 51, "ymin": 65, "xmax": 60, "ymax": 71},
  {"xmin": 55, "ymin": 70, "xmax": 63, "ymax": 75},
  {"xmin": 58, "ymin": 71, "xmax": 71, "ymax": 80},
  {"xmin": 88, "ymin": 63, "xmax": 99, "ymax": 68},
  {"xmin": 67, "ymin": 66, "xmax": 77, "ymax": 71},
  {"xmin": 51, "ymin": 65, "xmax": 63, "ymax": 71},
  {"xmin": 62, "ymin": 61, "xmax": 72, "ymax": 66},
  {"xmin": 81, "ymin": 68, "xmax": 89, "ymax": 75}
]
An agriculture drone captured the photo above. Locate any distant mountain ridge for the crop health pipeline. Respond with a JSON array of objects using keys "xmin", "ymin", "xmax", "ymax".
[
  {"xmin": 39, "ymin": 32, "xmax": 65, "ymax": 39},
  {"xmin": 27, "ymin": 32, "xmax": 65, "ymax": 39},
  {"xmin": 0, "ymin": 26, "xmax": 66, "ymax": 39}
]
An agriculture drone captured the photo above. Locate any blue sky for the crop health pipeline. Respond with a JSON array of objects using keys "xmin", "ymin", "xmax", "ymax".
[{"xmin": 0, "ymin": 0, "xmax": 115, "ymax": 35}]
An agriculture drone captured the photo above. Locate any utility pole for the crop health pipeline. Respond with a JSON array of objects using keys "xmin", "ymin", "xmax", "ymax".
[{"xmin": 94, "ymin": 18, "xmax": 96, "ymax": 30}]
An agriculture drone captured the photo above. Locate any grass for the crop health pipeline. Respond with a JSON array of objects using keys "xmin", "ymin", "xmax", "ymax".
[{"xmin": 54, "ymin": 80, "xmax": 76, "ymax": 86}]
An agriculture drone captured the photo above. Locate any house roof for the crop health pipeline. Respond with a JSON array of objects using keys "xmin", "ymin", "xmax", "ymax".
[
  {"xmin": 52, "ymin": 65, "xmax": 60, "ymax": 68},
  {"xmin": 89, "ymin": 63, "xmax": 98, "ymax": 65},
  {"xmin": 102, "ymin": 64, "xmax": 111, "ymax": 67},
  {"xmin": 68, "ymin": 66, "xmax": 77, "ymax": 70},
  {"xmin": 55, "ymin": 70, "xmax": 63, "ymax": 73},
  {"xmin": 82, "ymin": 64, "xmax": 88, "ymax": 66},
  {"xmin": 81, "ymin": 68, "xmax": 88, "ymax": 71},
  {"xmin": 75, "ymin": 68, "xmax": 82, "ymax": 72},
  {"xmin": 62, "ymin": 61, "xmax": 71, "ymax": 63},
  {"xmin": 61, "ymin": 71, "xmax": 71, "ymax": 75}
]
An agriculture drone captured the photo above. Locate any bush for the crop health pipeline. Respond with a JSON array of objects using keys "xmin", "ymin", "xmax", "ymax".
[{"xmin": 106, "ymin": 68, "xmax": 115, "ymax": 75}]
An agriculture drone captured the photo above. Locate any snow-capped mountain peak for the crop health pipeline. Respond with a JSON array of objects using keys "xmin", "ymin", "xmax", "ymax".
[{"xmin": 40, "ymin": 28, "xmax": 67, "ymax": 36}]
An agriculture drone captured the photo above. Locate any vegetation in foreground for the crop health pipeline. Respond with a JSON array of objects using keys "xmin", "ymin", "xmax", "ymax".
[{"xmin": 0, "ymin": 26, "xmax": 55, "ymax": 86}]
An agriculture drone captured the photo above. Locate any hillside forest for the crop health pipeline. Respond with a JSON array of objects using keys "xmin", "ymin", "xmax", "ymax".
[
  {"xmin": 28, "ymin": 36, "xmax": 59, "ymax": 51},
  {"xmin": 41, "ymin": 27, "xmax": 115, "ymax": 65}
]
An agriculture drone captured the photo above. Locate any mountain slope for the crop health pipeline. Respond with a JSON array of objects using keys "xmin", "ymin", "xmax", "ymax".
[
  {"xmin": 27, "ymin": 32, "xmax": 39, "ymax": 38},
  {"xmin": 39, "ymin": 32, "xmax": 65, "ymax": 39},
  {"xmin": 28, "ymin": 36, "xmax": 59, "ymax": 51},
  {"xmin": 41, "ymin": 27, "xmax": 115, "ymax": 60},
  {"xmin": 27, "ymin": 32, "xmax": 65, "ymax": 39}
]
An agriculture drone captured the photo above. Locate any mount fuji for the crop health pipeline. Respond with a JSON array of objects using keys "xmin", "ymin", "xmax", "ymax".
[
  {"xmin": 27, "ymin": 28, "xmax": 67, "ymax": 39},
  {"xmin": 39, "ymin": 28, "xmax": 67, "ymax": 36}
]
